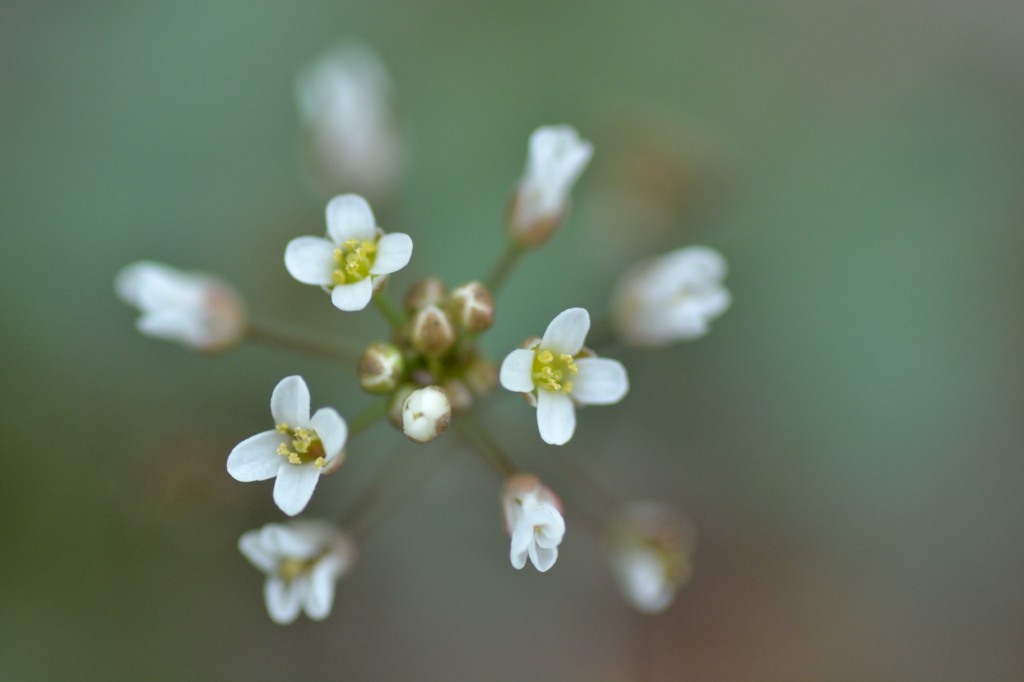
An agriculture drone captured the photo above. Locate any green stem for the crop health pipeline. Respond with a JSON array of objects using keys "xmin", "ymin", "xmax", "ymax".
[
  {"xmin": 348, "ymin": 398, "xmax": 388, "ymax": 437},
  {"xmin": 246, "ymin": 319, "xmax": 360, "ymax": 365},
  {"xmin": 455, "ymin": 414, "xmax": 519, "ymax": 477},
  {"xmin": 373, "ymin": 291, "xmax": 406, "ymax": 330},
  {"xmin": 484, "ymin": 241, "xmax": 525, "ymax": 295}
]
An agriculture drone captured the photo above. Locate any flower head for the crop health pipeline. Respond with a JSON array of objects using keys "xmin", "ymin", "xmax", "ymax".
[
  {"xmin": 226, "ymin": 376, "xmax": 347, "ymax": 516},
  {"xmin": 508, "ymin": 125, "xmax": 593, "ymax": 246},
  {"xmin": 239, "ymin": 520, "xmax": 356, "ymax": 624},
  {"xmin": 115, "ymin": 261, "xmax": 245, "ymax": 352},
  {"xmin": 501, "ymin": 474, "xmax": 565, "ymax": 572},
  {"xmin": 605, "ymin": 502, "xmax": 696, "ymax": 614},
  {"xmin": 499, "ymin": 308, "xmax": 628, "ymax": 445},
  {"xmin": 297, "ymin": 44, "xmax": 404, "ymax": 201},
  {"xmin": 285, "ymin": 194, "xmax": 413, "ymax": 311},
  {"xmin": 611, "ymin": 246, "xmax": 730, "ymax": 347}
]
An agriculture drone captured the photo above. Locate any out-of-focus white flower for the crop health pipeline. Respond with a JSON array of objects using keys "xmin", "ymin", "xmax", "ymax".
[
  {"xmin": 226, "ymin": 376, "xmax": 347, "ymax": 516},
  {"xmin": 285, "ymin": 194, "xmax": 413, "ymax": 311},
  {"xmin": 401, "ymin": 386, "xmax": 451, "ymax": 443},
  {"xmin": 239, "ymin": 520, "xmax": 356, "ymax": 625},
  {"xmin": 508, "ymin": 125, "xmax": 593, "ymax": 246},
  {"xmin": 501, "ymin": 474, "xmax": 565, "ymax": 572},
  {"xmin": 499, "ymin": 308, "xmax": 628, "ymax": 446},
  {"xmin": 611, "ymin": 246, "xmax": 730, "ymax": 347},
  {"xmin": 605, "ymin": 502, "xmax": 696, "ymax": 614},
  {"xmin": 297, "ymin": 44, "xmax": 404, "ymax": 201},
  {"xmin": 115, "ymin": 261, "xmax": 245, "ymax": 352}
]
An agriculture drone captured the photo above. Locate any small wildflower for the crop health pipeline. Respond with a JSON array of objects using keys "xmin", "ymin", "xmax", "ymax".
[
  {"xmin": 499, "ymin": 308, "xmax": 628, "ymax": 445},
  {"xmin": 508, "ymin": 125, "xmax": 593, "ymax": 247},
  {"xmin": 297, "ymin": 44, "xmax": 404, "ymax": 201},
  {"xmin": 115, "ymin": 261, "xmax": 245, "ymax": 352},
  {"xmin": 285, "ymin": 194, "xmax": 413, "ymax": 311},
  {"xmin": 501, "ymin": 474, "xmax": 565, "ymax": 572},
  {"xmin": 611, "ymin": 246, "xmax": 730, "ymax": 347},
  {"xmin": 226, "ymin": 376, "xmax": 347, "ymax": 516},
  {"xmin": 239, "ymin": 520, "xmax": 356, "ymax": 624},
  {"xmin": 605, "ymin": 502, "xmax": 696, "ymax": 614},
  {"xmin": 401, "ymin": 386, "xmax": 451, "ymax": 443}
]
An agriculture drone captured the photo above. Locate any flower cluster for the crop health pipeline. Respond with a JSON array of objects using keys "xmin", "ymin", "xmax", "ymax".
[{"xmin": 116, "ymin": 44, "xmax": 731, "ymax": 625}]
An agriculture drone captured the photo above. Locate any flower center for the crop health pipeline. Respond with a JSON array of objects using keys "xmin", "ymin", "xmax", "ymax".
[
  {"xmin": 275, "ymin": 424, "xmax": 327, "ymax": 469},
  {"xmin": 332, "ymin": 239, "xmax": 377, "ymax": 285},
  {"xmin": 278, "ymin": 556, "xmax": 317, "ymax": 581},
  {"xmin": 532, "ymin": 349, "xmax": 578, "ymax": 394}
]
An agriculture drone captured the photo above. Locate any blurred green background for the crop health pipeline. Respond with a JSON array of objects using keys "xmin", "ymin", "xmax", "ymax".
[{"xmin": 3, "ymin": 1, "xmax": 1023, "ymax": 679}]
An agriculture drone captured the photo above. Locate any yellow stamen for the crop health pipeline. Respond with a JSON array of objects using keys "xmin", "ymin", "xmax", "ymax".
[
  {"xmin": 531, "ymin": 348, "xmax": 578, "ymax": 394},
  {"xmin": 332, "ymin": 239, "xmax": 378, "ymax": 285},
  {"xmin": 275, "ymin": 423, "xmax": 326, "ymax": 466}
]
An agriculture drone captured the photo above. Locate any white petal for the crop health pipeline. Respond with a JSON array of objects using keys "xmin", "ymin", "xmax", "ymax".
[
  {"xmin": 326, "ymin": 194, "xmax": 376, "ymax": 243},
  {"xmin": 227, "ymin": 431, "xmax": 286, "ymax": 481},
  {"xmin": 261, "ymin": 523, "xmax": 319, "ymax": 558},
  {"xmin": 510, "ymin": 520, "xmax": 534, "ymax": 557},
  {"xmin": 284, "ymin": 236, "xmax": 336, "ymax": 286},
  {"xmin": 271, "ymin": 375, "xmax": 311, "ymax": 426},
  {"xmin": 572, "ymin": 358, "xmax": 629, "ymax": 405},
  {"xmin": 238, "ymin": 530, "xmax": 277, "ymax": 573},
  {"xmin": 136, "ymin": 309, "xmax": 205, "ymax": 347},
  {"xmin": 310, "ymin": 407, "xmax": 347, "ymax": 461},
  {"xmin": 540, "ymin": 307, "xmax": 590, "ymax": 356},
  {"xmin": 529, "ymin": 543, "xmax": 559, "ymax": 572},
  {"xmin": 304, "ymin": 557, "xmax": 340, "ymax": 620},
  {"xmin": 536, "ymin": 390, "xmax": 576, "ymax": 445},
  {"xmin": 273, "ymin": 464, "xmax": 321, "ymax": 516},
  {"xmin": 369, "ymin": 232, "xmax": 412, "ymax": 275},
  {"xmin": 331, "ymin": 278, "xmax": 374, "ymax": 311},
  {"xmin": 264, "ymin": 577, "xmax": 301, "ymax": 625},
  {"xmin": 499, "ymin": 348, "xmax": 536, "ymax": 393}
]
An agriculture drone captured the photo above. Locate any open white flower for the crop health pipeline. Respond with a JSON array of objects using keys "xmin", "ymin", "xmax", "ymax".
[
  {"xmin": 285, "ymin": 194, "xmax": 413, "ymax": 311},
  {"xmin": 509, "ymin": 125, "xmax": 593, "ymax": 246},
  {"xmin": 611, "ymin": 246, "xmax": 731, "ymax": 347},
  {"xmin": 227, "ymin": 376, "xmax": 347, "ymax": 516},
  {"xmin": 115, "ymin": 261, "xmax": 245, "ymax": 352},
  {"xmin": 499, "ymin": 307, "xmax": 628, "ymax": 445},
  {"xmin": 297, "ymin": 44, "xmax": 404, "ymax": 201},
  {"xmin": 501, "ymin": 474, "xmax": 565, "ymax": 572},
  {"xmin": 605, "ymin": 502, "xmax": 696, "ymax": 614},
  {"xmin": 239, "ymin": 520, "xmax": 356, "ymax": 624}
]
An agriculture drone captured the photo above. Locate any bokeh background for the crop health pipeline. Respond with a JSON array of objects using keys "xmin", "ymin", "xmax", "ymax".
[{"xmin": 3, "ymin": 1, "xmax": 1023, "ymax": 679}]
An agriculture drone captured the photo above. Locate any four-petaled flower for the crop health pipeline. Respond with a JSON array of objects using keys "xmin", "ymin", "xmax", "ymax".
[
  {"xmin": 500, "ymin": 307, "xmax": 629, "ymax": 445},
  {"xmin": 509, "ymin": 125, "xmax": 593, "ymax": 246},
  {"xmin": 285, "ymin": 193, "xmax": 413, "ymax": 311},
  {"xmin": 227, "ymin": 375, "xmax": 347, "ymax": 516},
  {"xmin": 611, "ymin": 246, "xmax": 731, "ymax": 347},
  {"xmin": 501, "ymin": 474, "xmax": 565, "ymax": 572},
  {"xmin": 115, "ymin": 261, "xmax": 245, "ymax": 352},
  {"xmin": 239, "ymin": 520, "xmax": 356, "ymax": 624}
]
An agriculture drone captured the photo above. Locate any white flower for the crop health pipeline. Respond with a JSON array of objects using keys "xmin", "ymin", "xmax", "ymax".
[
  {"xmin": 239, "ymin": 520, "xmax": 356, "ymax": 625},
  {"xmin": 611, "ymin": 246, "xmax": 731, "ymax": 347},
  {"xmin": 226, "ymin": 376, "xmax": 347, "ymax": 516},
  {"xmin": 501, "ymin": 474, "xmax": 565, "ymax": 572},
  {"xmin": 284, "ymin": 194, "xmax": 413, "ymax": 311},
  {"xmin": 401, "ymin": 386, "xmax": 451, "ymax": 443},
  {"xmin": 115, "ymin": 261, "xmax": 245, "ymax": 352},
  {"xmin": 499, "ymin": 307, "xmax": 628, "ymax": 446},
  {"xmin": 605, "ymin": 503, "xmax": 696, "ymax": 614},
  {"xmin": 509, "ymin": 125, "xmax": 593, "ymax": 246},
  {"xmin": 297, "ymin": 44, "xmax": 404, "ymax": 200}
]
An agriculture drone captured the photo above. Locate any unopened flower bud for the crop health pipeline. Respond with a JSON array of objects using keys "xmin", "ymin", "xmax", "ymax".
[
  {"xmin": 508, "ymin": 125, "xmax": 593, "ymax": 248},
  {"xmin": 441, "ymin": 378, "xmax": 473, "ymax": 413},
  {"xmin": 463, "ymin": 354, "xmax": 498, "ymax": 398},
  {"xmin": 449, "ymin": 281, "xmax": 495, "ymax": 333},
  {"xmin": 404, "ymin": 277, "xmax": 447, "ymax": 313},
  {"xmin": 357, "ymin": 342, "xmax": 404, "ymax": 394},
  {"xmin": 409, "ymin": 305, "xmax": 456, "ymax": 358},
  {"xmin": 401, "ymin": 386, "xmax": 451, "ymax": 443}
]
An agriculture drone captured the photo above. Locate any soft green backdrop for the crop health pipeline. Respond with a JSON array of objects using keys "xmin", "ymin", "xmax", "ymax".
[{"xmin": 2, "ymin": 1, "xmax": 1022, "ymax": 679}]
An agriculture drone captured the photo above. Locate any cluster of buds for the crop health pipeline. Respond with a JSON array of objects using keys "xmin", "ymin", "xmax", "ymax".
[{"xmin": 115, "ymin": 43, "xmax": 732, "ymax": 626}]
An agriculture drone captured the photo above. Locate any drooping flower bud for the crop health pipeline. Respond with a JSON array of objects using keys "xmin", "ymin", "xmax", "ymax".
[
  {"xmin": 403, "ymin": 277, "xmax": 447, "ymax": 314},
  {"xmin": 500, "ymin": 474, "xmax": 565, "ymax": 572},
  {"xmin": 409, "ymin": 305, "xmax": 457, "ymax": 358},
  {"xmin": 401, "ymin": 386, "xmax": 451, "ymax": 443},
  {"xmin": 449, "ymin": 281, "xmax": 495, "ymax": 333},
  {"xmin": 357, "ymin": 342, "xmax": 405, "ymax": 394}
]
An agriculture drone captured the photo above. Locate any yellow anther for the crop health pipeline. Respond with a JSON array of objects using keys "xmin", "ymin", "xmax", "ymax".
[
  {"xmin": 331, "ymin": 239, "xmax": 377, "ymax": 285},
  {"xmin": 275, "ymin": 423, "xmax": 290, "ymax": 433},
  {"xmin": 279, "ymin": 558, "xmax": 307, "ymax": 580},
  {"xmin": 314, "ymin": 457, "xmax": 326, "ymax": 469},
  {"xmin": 560, "ymin": 354, "xmax": 578, "ymax": 374},
  {"xmin": 277, "ymin": 443, "xmax": 290, "ymax": 457},
  {"xmin": 536, "ymin": 350, "xmax": 554, "ymax": 364},
  {"xmin": 288, "ymin": 452, "xmax": 302, "ymax": 464},
  {"xmin": 532, "ymin": 348, "xmax": 578, "ymax": 394},
  {"xmin": 563, "ymin": 381, "xmax": 573, "ymax": 393}
]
